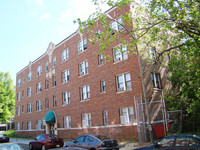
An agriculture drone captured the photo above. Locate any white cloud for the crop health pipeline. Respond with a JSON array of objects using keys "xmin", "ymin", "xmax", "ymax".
[
  {"xmin": 35, "ymin": 0, "xmax": 43, "ymax": 6},
  {"xmin": 58, "ymin": 10, "xmax": 72, "ymax": 23},
  {"xmin": 40, "ymin": 13, "xmax": 51, "ymax": 20}
]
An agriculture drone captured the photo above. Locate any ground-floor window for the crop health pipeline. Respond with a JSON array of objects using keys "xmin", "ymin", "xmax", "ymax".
[
  {"xmin": 64, "ymin": 116, "xmax": 71, "ymax": 128},
  {"xmin": 82, "ymin": 113, "xmax": 91, "ymax": 127},
  {"xmin": 28, "ymin": 121, "xmax": 32, "ymax": 130},
  {"xmin": 120, "ymin": 106, "xmax": 134, "ymax": 125}
]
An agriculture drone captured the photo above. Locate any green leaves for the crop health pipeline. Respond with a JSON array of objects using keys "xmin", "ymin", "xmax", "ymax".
[{"xmin": 0, "ymin": 72, "xmax": 15, "ymax": 122}]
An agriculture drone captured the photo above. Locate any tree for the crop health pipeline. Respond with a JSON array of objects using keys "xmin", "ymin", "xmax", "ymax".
[
  {"xmin": 76, "ymin": 0, "xmax": 200, "ymax": 132},
  {"xmin": 0, "ymin": 72, "xmax": 15, "ymax": 122}
]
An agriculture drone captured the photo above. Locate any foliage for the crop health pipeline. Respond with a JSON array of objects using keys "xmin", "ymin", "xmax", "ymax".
[
  {"xmin": 3, "ymin": 129, "xmax": 15, "ymax": 137},
  {"xmin": 75, "ymin": 0, "xmax": 200, "ymax": 131},
  {"xmin": 0, "ymin": 72, "xmax": 15, "ymax": 122}
]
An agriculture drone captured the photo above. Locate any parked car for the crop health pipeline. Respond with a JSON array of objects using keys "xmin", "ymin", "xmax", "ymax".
[
  {"xmin": 0, "ymin": 134, "xmax": 9, "ymax": 142},
  {"xmin": 0, "ymin": 143, "xmax": 23, "ymax": 150},
  {"xmin": 64, "ymin": 135, "xmax": 119, "ymax": 150},
  {"xmin": 134, "ymin": 134, "xmax": 200, "ymax": 150},
  {"xmin": 29, "ymin": 134, "xmax": 64, "ymax": 150}
]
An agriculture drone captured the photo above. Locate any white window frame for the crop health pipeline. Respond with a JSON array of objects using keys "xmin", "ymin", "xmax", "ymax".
[
  {"xmin": 79, "ymin": 61, "xmax": 88, "ymax": 76},
  {"xmin": 78, "ymin": 39, "xmax": 87, "ymax": 53},
  {"xmin": 120, "ymin": 107, "xmax": 134, "ymax": 125},
  {"xmin": 113, "ymin": 45, "xmax": 128, "ymax": 62},
  {"xmin": 28, "ymin": 72, "xmax": 32, "ymax": 81},
  {"xmin": 82, "ymin": 113, "xmax": 91, "ymax": 127},
  {"xmin": 53, "ymin": 76, "xmax": 56, "ymax": 87},
  {"xmin": 28, "ymin": 121, "xmax": 32, "ymax": 130},
  {"xmin": 64, "ymin": 116, "xmax": 71, "ymax": 128},
  {"xmin": 36, "ymin": 100, "xmax": 42, "ymax": 111},
  {"xmin": 17, "ymin": 92, "xmax": 21, "ymax": 101},
  {"xmin": 53, "ymin": 56, "xmax": 56, "ymax": 67},
  {"xmin": 80, "ymin": 85, "xmax": 90, "ymax": 101},
  {"xmin": 53, "ymin": 96, "xmax": 57, "ymax": 107},
  {"xmin": 17, "ymin": 106, "xmax": 20, "ymax": 116},
  {"xmin": 27, "ymin": 87, "xmax": 32, "ymax": 97},
  {"xmin": 62, "ymin": 49, "xmax": 69, "ymax": 62},
  {"xmin": 45, "ymin": 61, "xmax": 49, "ymax": 71},
  {"xmin": 110, "ymin": 18, "xmax": 124, "ymax": 31},
  {"xmin": 37, "ymin": 66, "xmax": 42, "ymax": 77},
  {"xmin": 36, "ymin": 82, "xmax": 42, "ymax": 93},
  {"xmin": 17, "ymin": 122, "xmax": 20, "ymax": 131},
  {"xmin": 45, "ymin": 98, "xmax": 49, "ymax": 109},
  {"xmin": 116, "ymin": 72, "xmax": 132, "ymax": 92},
  {"xmin": 151, "ymin": 73, "xmax": 161, "ymax": 88},
  {"xmin": 18, "ymin": 79, "xmax": 21, "ymax": 87},
  {"xmin": 103, "ymin": 110, "xmax": 108, "ymax": 126},
  {"xmin": 98, "ymin": 54, "xmax": 104, "ymax": 65},
  {"xmin": 36, "ymin": 120, "xmax": 42, "ymax": 130},
  {"xmin": 101, "ymin": 80, "xmax": 106, "ymax": 93},
  {"xmin": 27, "ymin": 103, "xmax": 32, "ymax": 113},
  {"xmin": 62, "ymin": 69, "xmax": 69, "ymax": 83},
  {"xmin": 63, "ymin": 91, "xmax": 70, "ymax": 105}
]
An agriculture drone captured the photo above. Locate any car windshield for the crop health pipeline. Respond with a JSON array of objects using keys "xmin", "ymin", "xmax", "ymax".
[
  {"xmin": 47, "ymin": 135, "xmax": 58, "ymax": 139},
  {"xmin": 95, "ymin": 135, "xmax": 110, "ymax": 141},
  {"xmin": 193, "ymin": 135, "xmax": 200, "ymax": 140},
  {"xmin": 0, "ymin": 134, "xmax": 7, "ymax": 137}
]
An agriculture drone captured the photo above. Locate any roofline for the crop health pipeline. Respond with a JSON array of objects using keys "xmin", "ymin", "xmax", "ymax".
[{"xmin": 16, "ymin": 6, "xmax": 118, "ymax": 76}]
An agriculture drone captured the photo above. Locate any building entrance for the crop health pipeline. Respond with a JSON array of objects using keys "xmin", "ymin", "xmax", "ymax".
[{"xmin": 44, "ymin": 110, "xmax": 57, "ymax": 135}]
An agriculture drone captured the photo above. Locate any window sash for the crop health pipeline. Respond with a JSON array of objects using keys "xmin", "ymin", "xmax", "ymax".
[
  {"xmin": 117, "ymin": 73, "xmax": 132, "ymax": 92},
  {"xmin": 120, "ymin": 107, "xmax": 134, "ymax": 124},
  {"xmin": 64, "ymin": 116, "xmax": 71, "ymax": 128},
  {"xmin": 28, "ymin": 72, "xmax": 32, "ymax": 81},
  {"xmin": 114, "ymin": 45, "xmax": 128, "ymax": 62},
  {"xmin": 82, "ymin": 113, "xmax": 91, "ymax": 127},
  {"xmin": 53, "ymin": 57, "xmax": 56, "ymax": 67},
  {"xmin": 78, "ymin": 39, "xmax": 87, "ymax": 53},
  {"xmin": 46, "ymin": 61, "xmax": 48, "ymax": 71},
  {"xmin": 53, "ymin": 96, "xmax": 57, "ymax": 107},
  {"xmin": 103, "ymin": 110, "xmax": 108, "ymax": 125},
  {"xmin": 101, "ymin": 80, "xmax": 106, "ymax": 92},
  {"xmin": 63, "ymin": 70, "xmax": 69, "ymax": 83},
  {"xmin": 63, "ymin": 92, "xmax": 70, "ymax": 105},
  {"xmin": 45, "ymin": 98, "xmax": 49, "ymax": 109}
]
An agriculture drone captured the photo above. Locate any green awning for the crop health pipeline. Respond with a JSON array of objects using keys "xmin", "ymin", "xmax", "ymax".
[{"xmin": 45, "ymin": 110, "xmax": 55, "ymax": 123}]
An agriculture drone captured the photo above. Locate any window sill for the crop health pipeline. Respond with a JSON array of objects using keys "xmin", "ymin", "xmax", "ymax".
[
  {"xmin": 80, "ymin": 99, "xmax": 90, "ymax": 102},
  {"xmin": 63, "ymin": 103, "xmax": 70, "ymax": 106},
  {"xmin": 117, "ymin": 89, "xmax": 132, "ymax": 94},
  {"xmin": 79, "ymin": 73, "xmax": 89, "ymax": 78},
  {"xmin": 113, "ymin": 58, "xmax": 128, "ymax": 64}
]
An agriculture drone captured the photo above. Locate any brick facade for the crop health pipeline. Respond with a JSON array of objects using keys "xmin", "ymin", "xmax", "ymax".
[{"xmin": 15, "ymin": 5, "xmax": 171, "ymax": 141}]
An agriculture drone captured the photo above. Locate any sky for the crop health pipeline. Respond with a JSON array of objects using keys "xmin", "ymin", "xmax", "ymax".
[{"xmin": 0, "ymin": 0, "xmax": 109, "ymax": 84}]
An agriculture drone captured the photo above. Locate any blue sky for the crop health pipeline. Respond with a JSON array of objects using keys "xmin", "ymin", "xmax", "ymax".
[{"xmin": 0, "ymin": 0, "xmax": 108, "ymax": 84}]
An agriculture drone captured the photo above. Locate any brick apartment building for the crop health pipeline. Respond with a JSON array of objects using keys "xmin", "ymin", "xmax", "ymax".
[{"xmin": 15, "ymin": 5, "xmax": 171, "ymax": 140}]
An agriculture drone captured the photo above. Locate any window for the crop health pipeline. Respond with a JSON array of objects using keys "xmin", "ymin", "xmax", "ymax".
[
  {"xmin": 36, "ymin": 82, "xmax": 42, "ymax": 93},
  {"xmin": 17, "ymin": 123, "xmax": 20, "ymax": 131},
  {"xmin": 53, "ymin": 96, "xmax": 57, "ymax": 107},
  {"xmin": 117, "ymin": 72, "xmax": 132, "ymax": 92},
  {"xmin": 45, "ymin": 79, "xmax": 49, "ymax": 90},
  {"xmin": 36, "ymin": 100, "xmax": 41, "ymax": 111},
  {"xmin": 22, "ymin": 122, "xmax": 24, "ymax": 130},
  {"xmin": 82, "ymin": 113, "xmax": 91, "ymax": 127},
  {"xmin": 98, "ymin": 54, "xmax": 104, "ymax": 65},
  {"xmin": 64, "ymin": 116, "xmax": 71, "ymax": 128},
  {"xmin": 45, "ymin": 98, "xmax": 49, "ymax": 109},
  {"xmin": 110, "ymin": 18, "xmax": 124, "ymax": 31},
  {"xmin": 79, "ymin": 61, "xmax": 88, "ymax": 76},
  {"xmin": 17, "ymin": 92, "xmax": 21, "ymax": 101},
  {"xmin": 53, "ymin": 57, "xmax": 56, "ymax": 67},
  {"xmin": 62, "ymin": 70, "xmax": 69, "ymax": 83},
  {"xmin": 151, "ymin": 73, "xmax": 161, "ymax": 88},
  {"xmin": 22, "ymin": 105, "xmax": 24, "ymax": 113},
  {"xmin": 18, "ymin": 79, "xmax": 21, "ymax": 87},
  {"xmin": 78, "ymin": 39, "xmax": 87, "ymax": 53},
  {"xmin": 120, "ymin": 107, "xmax": 134, "ymax": 125},
  {"xmin": 28, "ymin": 72, "xmax": 32, "ymax": 81},
  {"xmin": 100, "ymin": 80, "xmax": 106, "ymax": 93},
  {"xmin": 80, "ymin": 85, "xmax": 90, "ymax": 101},
  {"xmin": 45, "ymin": 61, "xmax": 49, "ymax": 71},
  {"xmin": 22, "ymin": 90, "xmax": 24, "ymax": 98},
  {"xmin": 27, "ymin": 103, "xmax": 32, "ymax": 113},
  {"xmin": 37, "ymin": 66, "xmax": 42, "ymax": 76},
  {"xmin": 62, "ymin": 49, "xmax": 69, "ymax": 62},
  {"xmin": 113, "ymin": 45, "xmax": 128, "ymax": 62},
  {"xmin": 53, "ymin": 76, "xmax": 56, "ymax": 87},
  {"xmin": 23, "ymin": 76, "xmax": 25, "ymax": 83},
  {"xmin": 28, "ymin": 121, "xmax": 32, "ymax": 130},
  {"xmin": 27, "ymin": 87, "xmax": 32, "ymax": 97},
  {"xmin": 96, "ymin": 30, "xmax": 101, "ymax": 39},
  {"xmin": 17, "ymin": 106, "xmax": 20, "ymax": 116},
  {"xmin": 36, "ymin": 120, "xmax": 42, "ymax": 130},
  {"xmin": 150, "ymin": 47, "xmax": 156, "ymax": 60},
  {"xmin": 63, "ymin": 91, "xmax": 70, "ymax": 105},
  {"xmin": 103, "ymin": 110, "xmax": 108, "ymax": 125}
]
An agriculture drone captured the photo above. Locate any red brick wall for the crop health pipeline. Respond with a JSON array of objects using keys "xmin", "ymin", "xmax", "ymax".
[{"xmin": 15, "ymin": 5, "xmax": 143, "ymax": 140}]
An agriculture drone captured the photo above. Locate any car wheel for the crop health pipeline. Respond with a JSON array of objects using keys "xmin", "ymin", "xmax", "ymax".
[
  {"xmin": 29, "ymin": 144, "xmax": 33, "ymax": 150},
  {"xmin": 42, "ymin": 144, "xmax": 46, "ymax": 150}
]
